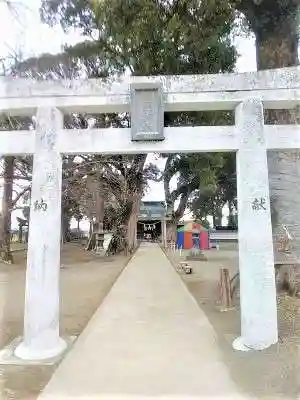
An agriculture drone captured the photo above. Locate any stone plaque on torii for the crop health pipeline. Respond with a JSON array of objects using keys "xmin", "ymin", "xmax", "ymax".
[{"xmin": 130, "ymin": 82, "xmax": 164, "ymax": 141}]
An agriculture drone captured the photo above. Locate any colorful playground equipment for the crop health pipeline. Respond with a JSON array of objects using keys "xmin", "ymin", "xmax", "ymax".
[{"xmin": 176, "ymin": 222, "xmax": 209, "ymax": 250}]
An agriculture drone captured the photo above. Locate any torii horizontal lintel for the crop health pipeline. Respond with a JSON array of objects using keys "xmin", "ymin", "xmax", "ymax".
[{"xmin": 1, "ymin": 125, "xmax": 299, "ymax": 155}]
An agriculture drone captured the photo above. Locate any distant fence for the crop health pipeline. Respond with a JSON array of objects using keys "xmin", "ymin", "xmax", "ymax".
[{"xmin": 210, "ymin": 231, "xmax": 238, "ymax": 242}]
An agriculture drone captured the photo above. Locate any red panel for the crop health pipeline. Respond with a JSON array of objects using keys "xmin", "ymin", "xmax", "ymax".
[
  {"xmin": 200, "ymin": 231, "xmax": 209, "ymax": 249},
  {"xmin": 193, "ymin": 223, "xmax": 201, "ymax": 231},
  {"xmin": 184, "ymin": 232, "xmax": 193, "ymax": 249}
]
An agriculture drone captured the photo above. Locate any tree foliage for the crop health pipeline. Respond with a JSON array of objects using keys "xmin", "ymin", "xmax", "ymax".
[
  {"xmin": 41, "ymin": 0, "xmax": 237, "ymax": 76},
  {"xmin": 189, "ymin": 152, "xmax": 236, "ymax": 226},
  {"xmin": 1, "ymin": 0, "xmax": 298, "ymax": 263},
  {"xmin": 38, "ymin": 0, "xmax": 239, "ymax": 229},
  {"xmin": 0, "ymin": 0, "xmax": 242, "ymax": 258}
]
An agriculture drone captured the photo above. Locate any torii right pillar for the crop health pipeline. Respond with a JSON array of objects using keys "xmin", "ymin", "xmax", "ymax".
[{"xmin": 233, "ymin": 97, "xmax": 278, "ymax": 351}]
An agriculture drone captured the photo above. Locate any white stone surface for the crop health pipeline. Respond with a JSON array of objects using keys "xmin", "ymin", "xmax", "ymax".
[
  {"xmin": 58, "ymin": 126, "xmax": 238, "ymax": 154},
  {"xmin": 265, "ymin": 124, "xmax": 300, "ymax": 150},
  {"xmin": 55, "ymin": 124, "xmax": 300, "ymax": 155},
  {"xmin": 1, "ymin": 66, "xmax": 299, "ymax": 115},
  {"xmin": 232, "ymin": 337, "xmax": 251, "ymax": 352},
  {"xmin": 130, "ymin": 82, "xmax": 164, "ymax": 141},
  {"xmin": 4, "ymin": 124, "xmax": 300, "ymax": 156},
  {"xmin": 0, "ymin": 130, "xmax": 34, "ymax": 154},
  {"xmin": 0, "ymin": 68, "xmax": 298, "ymax": 363},
  {"xmin": 1, "ymin": 89, "xmax": 299, "ymax": 116},
  {"xmin": 235, "ymin": 98, "xmax": 278, "ymax": 351},
  {"xmin": 2, "ymin": 66, "xmax": 299, "ymax": 96},
  {"xmin": 14, "ymin": 107, "xmax": 67, "ymax": 361},
  {"xmin": 38, "ymin": 244, "xmax": 252, "ymax": 400},
  {"xmin": 0, "ymin": 336, "xmax": 76, "ymax": 365}
]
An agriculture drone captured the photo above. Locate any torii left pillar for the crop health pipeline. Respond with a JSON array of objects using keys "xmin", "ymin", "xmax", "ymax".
[{"xmin": 15, "ymin": 107, "xmax": 67, "ymax": 360}]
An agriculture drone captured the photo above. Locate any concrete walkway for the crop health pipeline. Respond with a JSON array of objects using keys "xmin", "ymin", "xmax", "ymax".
[{"xmin": 39, "ymin": 243, "xmax": 254, "ymax": 400}]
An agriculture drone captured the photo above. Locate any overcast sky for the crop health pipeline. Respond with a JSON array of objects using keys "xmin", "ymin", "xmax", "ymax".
[
  {"xmin": 1, "ymin": 0, "xmax": 257, "ymax": 70},
  {"xmin": 1, "ymin": 0, "xmax": 257, "ymax": 226}
]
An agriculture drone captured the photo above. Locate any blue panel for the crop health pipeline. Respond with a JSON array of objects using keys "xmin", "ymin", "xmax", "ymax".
[{"xmin": 177, "ymin": 231, "xmax": 184, "ymax": 248}]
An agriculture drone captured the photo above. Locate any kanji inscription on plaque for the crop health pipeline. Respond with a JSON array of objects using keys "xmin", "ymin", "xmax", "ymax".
[{"xmin": 130, "ymin": 82, "xmax": 164, "ymax": 141}]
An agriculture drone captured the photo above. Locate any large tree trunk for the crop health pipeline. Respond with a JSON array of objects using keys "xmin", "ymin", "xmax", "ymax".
[
  {"xmin": 166, "ymin": 220, "xmax": 177, "ymax": 243},
  {"xmin": 61, "ymin": 213, "xmax": 71, "ymax": 243},
  {"xmin": 93, "ymin": 189, "xmax": 105, "ymax": 232},
  {"xmin": 107, "ymin": 154, "xmax": 147, "ymax": 255},
  {"xmin": 127, "ymin": 195, "xmax": 141, "ymax": 251},
  {"xmin": 239, "ymin": 1, "xmax": 300, "ymax": 291},
  {"xmin": 86, "ymin": 175, "xmax": 105, "ymax": 234},
  {"xmin": 165, "ymin": 189, "xmax": 192, "ymax": 244},
  {"xmin": 237, "ymin": 0, "xmax": 299, "ymax": 69},
  {"xmin": 257, "ymin": 20, "xmax": 300, "ymax": 265},
  {"xmin": 24, "ymin": 229, "xmax": 28, "ymax": 244},
  {"xmin": 0, "ymin": 156, "xmax": 14, "ymax": 263},
  {"xmin": 255, "ymin": 16, "xmax": 298, "ymax": 70},
  {"xmin": 18, "ymin": 224, "xmax": 23, "ymax": 243},
  {"xmin": 213, "ymin": 208, "xmax": 223, "ymax": 227},
  {"xmin": 107, "ymin": 197, "xmax": 140, "ymax": 255}
]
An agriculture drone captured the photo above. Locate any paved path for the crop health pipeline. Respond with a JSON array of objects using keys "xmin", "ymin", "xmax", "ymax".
[{"xmin": 39, "ymin": 243, "xmax": 254, "ymax": 400}]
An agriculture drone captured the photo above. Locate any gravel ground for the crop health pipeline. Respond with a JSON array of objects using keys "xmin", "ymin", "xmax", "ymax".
[
  {"xmin": 0, "ymin": 243, "xmax": 130, "ymax": 400},
  {"xmin": 165, "ymin": 245, "xmax": 300, "ymax": 400}
]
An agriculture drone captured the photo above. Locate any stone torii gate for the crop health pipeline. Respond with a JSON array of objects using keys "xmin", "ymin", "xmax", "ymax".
[{"xmin": 1, "ymin": 66, "xmax": 300, "ymax": 360}]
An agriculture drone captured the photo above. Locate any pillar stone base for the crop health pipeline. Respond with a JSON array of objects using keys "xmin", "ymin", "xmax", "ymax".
[
  {"xmin": 232, "ymin": 335, "xmax": 277, "ymax": 352},
  {"xmin": 14, "ymin": 337, "xmax": 67, "ymax": 361},
  {"xmin": 232, "ymin": 336, "xmax": 251, "ymax": 352},
  {"xmin": 0, "ymin": 336, "xmax": 75, "ymax": 365}
]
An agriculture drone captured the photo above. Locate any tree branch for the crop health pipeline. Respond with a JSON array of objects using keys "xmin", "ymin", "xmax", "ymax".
[
  {"xmin": 11, "ymin": 186, "xmax": 31, "ymax": 210},
  {"xmin": 174, "ymin": 190, "xmax": 191, "ymax": 220}
]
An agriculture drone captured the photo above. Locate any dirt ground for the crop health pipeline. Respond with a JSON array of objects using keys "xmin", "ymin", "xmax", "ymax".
[
  {"xmin": 0, "ymin": 243, "xmax": 130, "ymax": 400},
  {"xmin": 1, "ymin": 243, "xmax": 300, "ymax": 399},
  {"xmin": 165, "ymin": 245, "xmax": 300, "ymax": 400}
]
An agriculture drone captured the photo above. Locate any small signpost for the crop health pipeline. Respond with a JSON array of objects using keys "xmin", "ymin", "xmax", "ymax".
[{"xmin": 217, "ymin": 267, "xmax": 233, "ymax": 312}]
